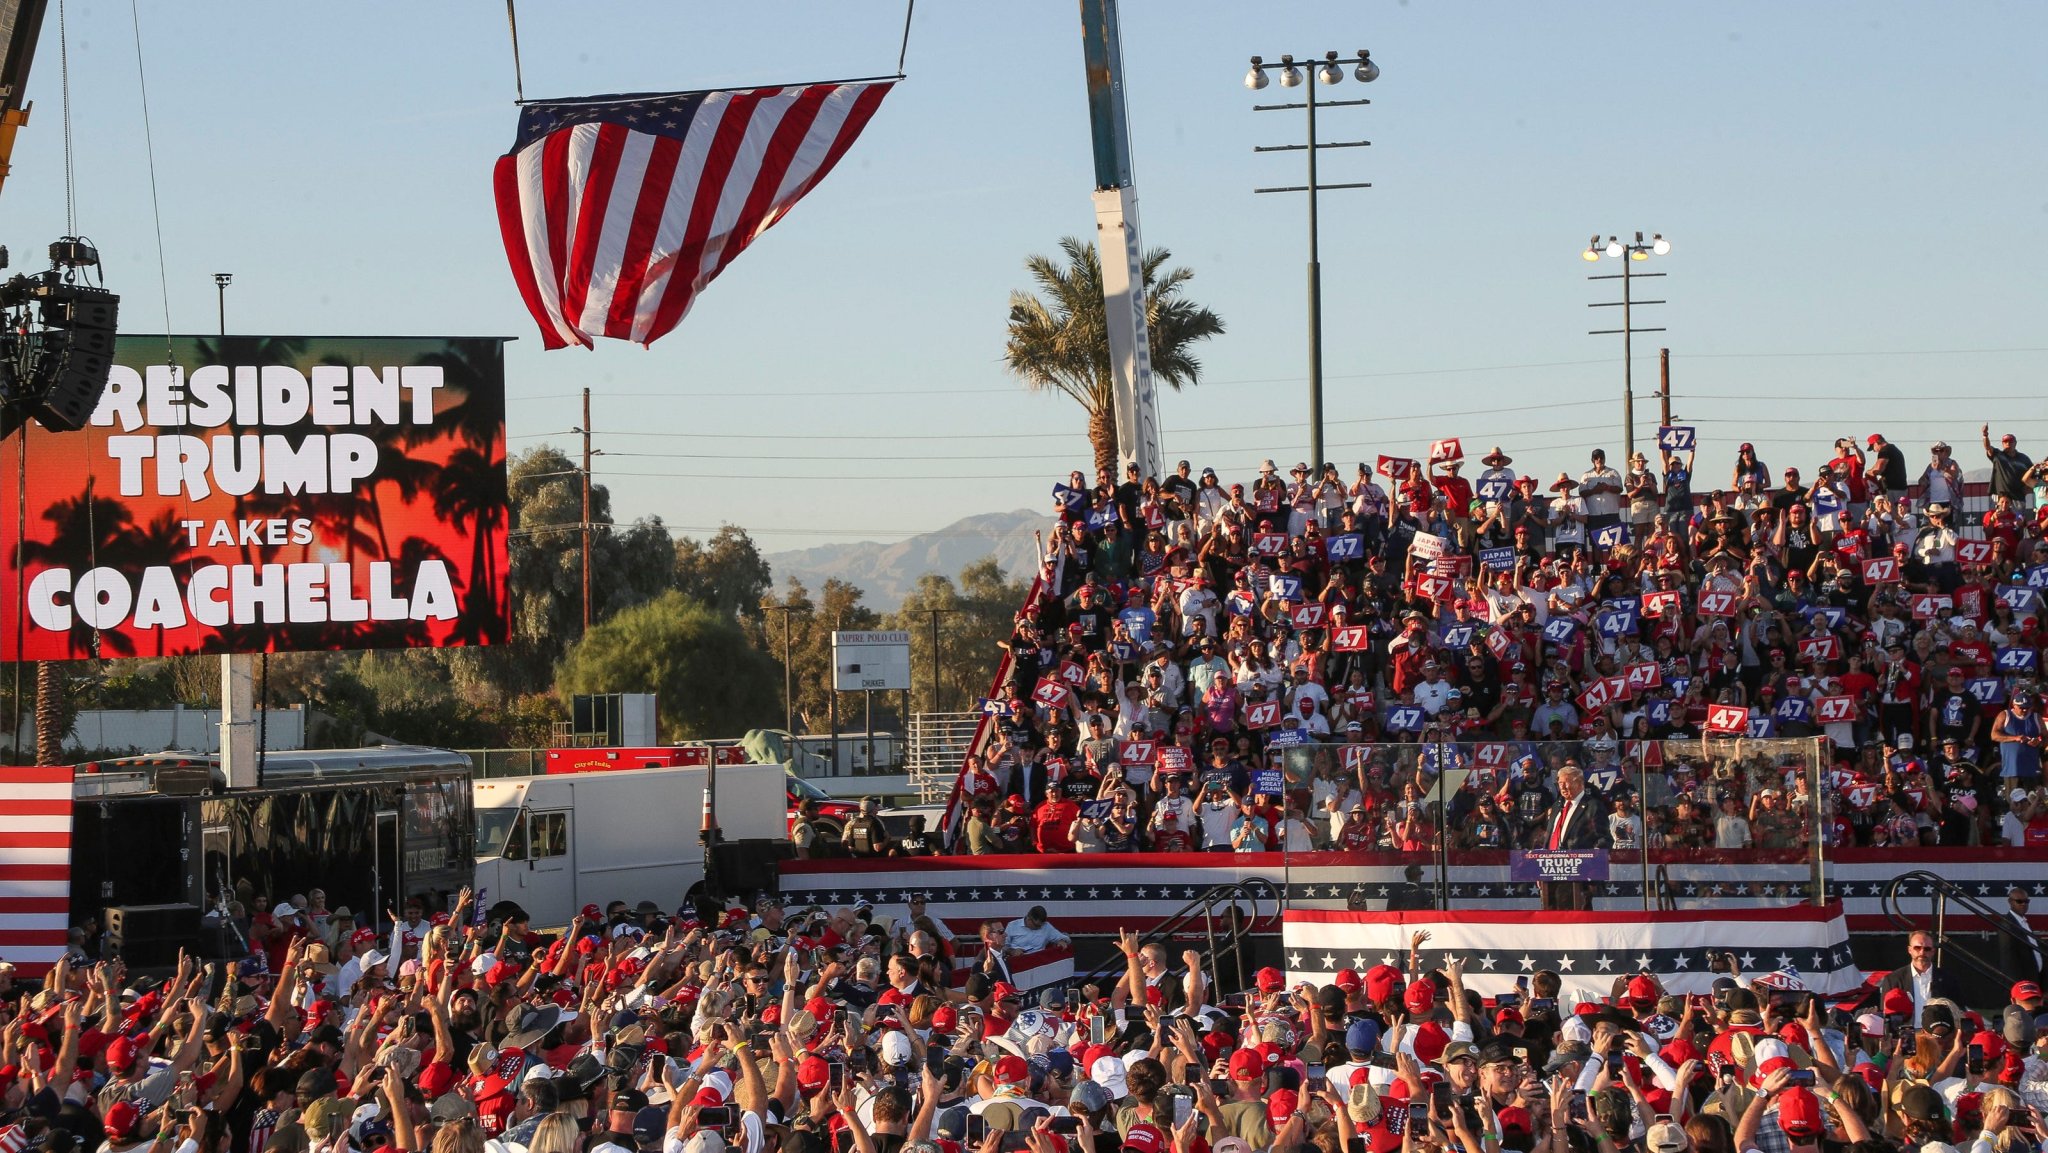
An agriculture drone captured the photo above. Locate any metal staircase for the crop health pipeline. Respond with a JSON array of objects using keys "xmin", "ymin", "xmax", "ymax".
[
  {"xmin": 1880, "ymin": 869, "xmax": 2037, "ymax": 989},
  {"xmin": 1066, "ymin": 878, "xmax": 1284, "ymax": 1000}
]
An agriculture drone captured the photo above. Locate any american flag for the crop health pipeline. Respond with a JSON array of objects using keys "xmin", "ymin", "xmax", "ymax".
[
  {"xmin": 493, "ymin": 80, "xmax": 894, "ymax": 349},
  {"xmin": 0, "ymin": 765, "xmax": 73, "ymax": 975}
]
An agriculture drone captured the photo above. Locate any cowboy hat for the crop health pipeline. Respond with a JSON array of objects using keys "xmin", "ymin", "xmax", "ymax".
[
  {"xmin": 502, "ymin": 1003, "xmax": 568, "ymax": 1050},
  {"xmin": 1482, "ymin": 447, "xmax": 1512, "ymax": 466},
  {"xmin": 1549, "ymin": 473, "xmax": 1579, "ymax": 492}
]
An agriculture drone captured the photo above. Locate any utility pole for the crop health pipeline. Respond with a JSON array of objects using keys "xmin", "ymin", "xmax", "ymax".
[
  {"xmin": 919, "ymin": 607, "xmax": 959, "ymax": 713},
  {"xmin": 1658, "ymin": 347, "xmax": 1671, "ymax": 427},
  {"xmin": 580, "ymin": 387, "xmax": 592, "ymax": 634},
  {"xmin": 768, "ymin": 603, "xmax": 801, "ymax": 733}
]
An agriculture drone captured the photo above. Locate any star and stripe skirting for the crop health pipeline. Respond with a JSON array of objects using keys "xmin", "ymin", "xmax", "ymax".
[{"xmin": 1281, "ymin": 906, "xmax": 1861, "ymax": 1000}]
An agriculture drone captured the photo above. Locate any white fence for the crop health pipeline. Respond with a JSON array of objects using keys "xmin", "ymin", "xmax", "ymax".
[{"xmin": 9, "ymin": 705, "xmax": 306, "ymax": 757}]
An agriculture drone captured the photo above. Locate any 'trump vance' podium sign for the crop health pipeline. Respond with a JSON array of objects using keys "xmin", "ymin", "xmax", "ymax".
[
  {"xmin": 1510, "ymin": 849, "xmax": 1610, "ymax": 883},
  {"xmin": 833, "ymin": 630, "xmax": 911, "ymax": 691}
]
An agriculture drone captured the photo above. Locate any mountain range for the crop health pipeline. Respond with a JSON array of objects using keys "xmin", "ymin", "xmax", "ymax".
[{"xmin": 763, "ymin": 509, "xmax": 1047, "ymax": 611}]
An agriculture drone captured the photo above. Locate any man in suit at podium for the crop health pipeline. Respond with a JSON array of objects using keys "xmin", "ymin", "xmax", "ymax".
[{"xmin": 1536, "ymin": 764, "xmax": 1600, "ymax": 910}]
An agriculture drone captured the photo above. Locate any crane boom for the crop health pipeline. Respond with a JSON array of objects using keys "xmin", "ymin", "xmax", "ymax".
[
  {"xmin": 0, "ymin": 0, "xmax": 49, "ymax": 200},
  {"xmin": 1076, "ymin": 0, "xmax": 1160, "ymax": 478}
]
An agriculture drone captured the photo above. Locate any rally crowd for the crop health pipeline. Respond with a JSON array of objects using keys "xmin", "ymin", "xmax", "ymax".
[
  {"xmin": 5, "ymin": 886, "xmax": 2048, "ymax": 1153},
  {"xmin": 949, "ymin": 428, "xmax": 2048, "ymax": 857}
]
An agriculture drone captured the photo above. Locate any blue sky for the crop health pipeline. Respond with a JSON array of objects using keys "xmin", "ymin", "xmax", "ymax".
[{"xmin": 6, "ymin": 1, "xmax": 2044, "ymax": 557}]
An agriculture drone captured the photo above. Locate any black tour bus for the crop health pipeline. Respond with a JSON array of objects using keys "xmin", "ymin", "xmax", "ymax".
[{"xmin": 70, "ymin": 746, "xmax": 473, "ymax": 964}]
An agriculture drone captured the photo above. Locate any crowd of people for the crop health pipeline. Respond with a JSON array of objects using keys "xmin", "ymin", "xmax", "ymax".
[
  {"xmin": 5, "ymin": 889, "xmax": 2048, "ymax": 1153},
  {"xmin": 951, "ymin": 429, "xmax": 2048, "ymax": 857}
]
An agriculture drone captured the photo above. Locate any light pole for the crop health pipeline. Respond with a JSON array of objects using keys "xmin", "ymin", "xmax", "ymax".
[
  {"xmin": 1583, "ymin": 232, "xmax": 1671, "ymax": 462},
  {"xmin": 918, "ymin": 607, "xmax": 959, "ymax": 713},
  {"xmin": 1244, "ymin": 49, "xmax": 1377, "ymax": 473},
  {"xmin": 768, "ymin": 603, "xmax": 804, "ymax": 734},
  {"xmin": 214, "ymin": 273, "xmax": 231, "ymax": 336}
]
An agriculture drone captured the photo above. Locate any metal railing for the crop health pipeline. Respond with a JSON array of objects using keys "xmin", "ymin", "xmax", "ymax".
[
  {"xmin": 906, "ymin": 712, "xmax": 982, "ymax": 804},
  {"xmin": 1881, "ymin": 868, "xmax": 2038, "ymax": 989},
  {"xmin": 1067, "ymin": 878, "xmax": 1283, "ymax": 998}
]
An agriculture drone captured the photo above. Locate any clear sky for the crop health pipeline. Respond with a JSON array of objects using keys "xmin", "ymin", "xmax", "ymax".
[{"xmin": 5, "ymin": 2, "xmax": 2044, "ymax": 555}]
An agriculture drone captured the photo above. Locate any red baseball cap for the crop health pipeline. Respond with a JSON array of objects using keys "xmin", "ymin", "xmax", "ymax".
[
  {"xmin": 992, "ymin": 982, "xmax": 1023, "ymax": 1003},
  {"xmin": 1776, "ymin": 1088, "xmax": 1823, "ymax": 1139},
  {"xmin": 1227, "ymin": 1048, "xmax": 1264, "ymax": 1081},
  {"xmin": 931, "ymin": 1005, "xmax": 959, "ymax": 1033},
  {"xmin": 797, "ymin": 1055, "xmax": 830, "ymax": 1096},
  {"xmin": 994, "ymin": 1055, "xmax": 1030, "ymax": 1086},
  {"xmin": 2012, "ymin": 981, "xmax": 2042, "ymax": 1003},
  {"xmin": 1123, "ymin": 1125, "xmax": 1166, "ymax": 1153},
  {"xmin": 1364, "ymin": 964, "xmax": 1402, "ymax": 1005},
  {"xmin": 1404, "ymin": 978, "xmax": 1438, "ymax": 1013},
  {"xmin": 1754, "ymin": 1056, "xmax": 1796, "ymax": 1088},
  {"xmin": 106, "ymin": 1034, "xmax": 143, "ymax": 1072},
  {"xmin": 1626, "ymin": 975, "xmax": 1659, "ymax": 1007},
  {"xmin": 1269, "ymin": 1089, "xmax": 1300, "ymax": 1126},
  {"xmin": 1881, "ymin": 988, "xmax": 1913, "ymax": 1017},
  {"xmin": 1256, "ymin": 967, "xmax": 1286, "ymax": 993},
  {"xmin": 418, "ymin": 1059, "xmax": 457, "ymax": 1099},
  {"xmin": 103, "ymin": 1101, "xmax": 142, "ymax": 1141},
  {"xmin": 581, "ymin": 904, "xmax": 602, "ymax": 920},
  {"xmin": 1334, "ymin": 968, "xmax": 1363, "ymax": 992}
]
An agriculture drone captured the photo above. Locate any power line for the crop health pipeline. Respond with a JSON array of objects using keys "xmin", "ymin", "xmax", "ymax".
[{"xmin": 503, "ymin": 345, "xmax": 2048, "ymax": 405}]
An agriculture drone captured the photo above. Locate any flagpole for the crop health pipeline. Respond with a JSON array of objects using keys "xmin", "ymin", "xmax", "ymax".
[
  {"xmin": 504, "ymin": 0, "xmax": 525, "ymax": 103},
  {"xmin": 515, "ymin": 73, "xmax": 904, "ymax": 107},
  {"xmin": 897, "ymin": 0, "xmax": 916, "ymax": 74}
]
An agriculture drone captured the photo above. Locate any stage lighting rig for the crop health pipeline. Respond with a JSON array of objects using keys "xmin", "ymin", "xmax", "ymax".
[{"xmin": 0, "ymin": 234, "xmax": 120, "ymax": 441}]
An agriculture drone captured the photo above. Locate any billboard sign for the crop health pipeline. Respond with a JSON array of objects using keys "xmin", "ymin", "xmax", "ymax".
[{"xmin": 0, "ymin": 336, "xmax": 509, "ymax": 659}]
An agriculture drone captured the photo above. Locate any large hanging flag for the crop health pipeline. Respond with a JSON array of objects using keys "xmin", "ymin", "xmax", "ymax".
[{"xmin": 494, "ymin": 80, "xmax": 894, "ymax": 349}]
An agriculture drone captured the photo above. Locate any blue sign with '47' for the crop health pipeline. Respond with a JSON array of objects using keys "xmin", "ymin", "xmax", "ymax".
[
  {"xmin": 1595, "ymin": 604, "xmax": 1639, "ymax": 636},
  {"xmin": 1997, "ymin": 647, "xmax": 2040, "ymax": 673},
  {"xmin": 1326, "ymin": 533, "xmax": 1364, "ymax": 561},
  {"xmin": 1385, "ymin": 706, "xmax": 1426, "ymax": 732}
]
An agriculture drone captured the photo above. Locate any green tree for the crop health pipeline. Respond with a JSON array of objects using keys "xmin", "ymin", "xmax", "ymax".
[
  {"xmin": 753, "ymin": 577, "xmax": 885, "ymax": 736},
  {"xmin": 1004, "ymin": 236, "xmax": 1225, "ymax": 475},
  {"xmin": 674, "ymin": 525, "xmax": 771, "ymax": 622},
  {"xmin": 507, "ymin": 445, "xmax": 676, "ymax": 662},
  {"xmin": 886, "ymin": 558, "xmax": 1030, "ymax": 714},
  {"xmin": 557, "ymin": 591, "xmax": 780, "ymax": 741}
]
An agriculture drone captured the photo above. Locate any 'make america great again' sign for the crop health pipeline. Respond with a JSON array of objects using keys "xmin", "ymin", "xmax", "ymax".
[{"xmin": 0, "ymin": 336, "xmax": 509, "ymax": 659}]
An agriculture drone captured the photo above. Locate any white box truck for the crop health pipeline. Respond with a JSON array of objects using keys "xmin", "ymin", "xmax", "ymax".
[{"xmin": 471, "ymin": 761, "xmax": 786, "ymax": 926}]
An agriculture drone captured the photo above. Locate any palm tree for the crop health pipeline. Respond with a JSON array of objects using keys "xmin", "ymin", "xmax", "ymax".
[{"xmin": 1004, "ymin": 237, "xmax": 1224, "ymax": 474}]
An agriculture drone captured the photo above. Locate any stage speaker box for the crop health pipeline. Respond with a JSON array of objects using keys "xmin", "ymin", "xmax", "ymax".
[
  {"xmin": 32, "ymin": 284, "xmax": 119, "ymax": 430},
  {"xmin": 105, "ymin": 902, "xmax": 200, "ymax": 971}
]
